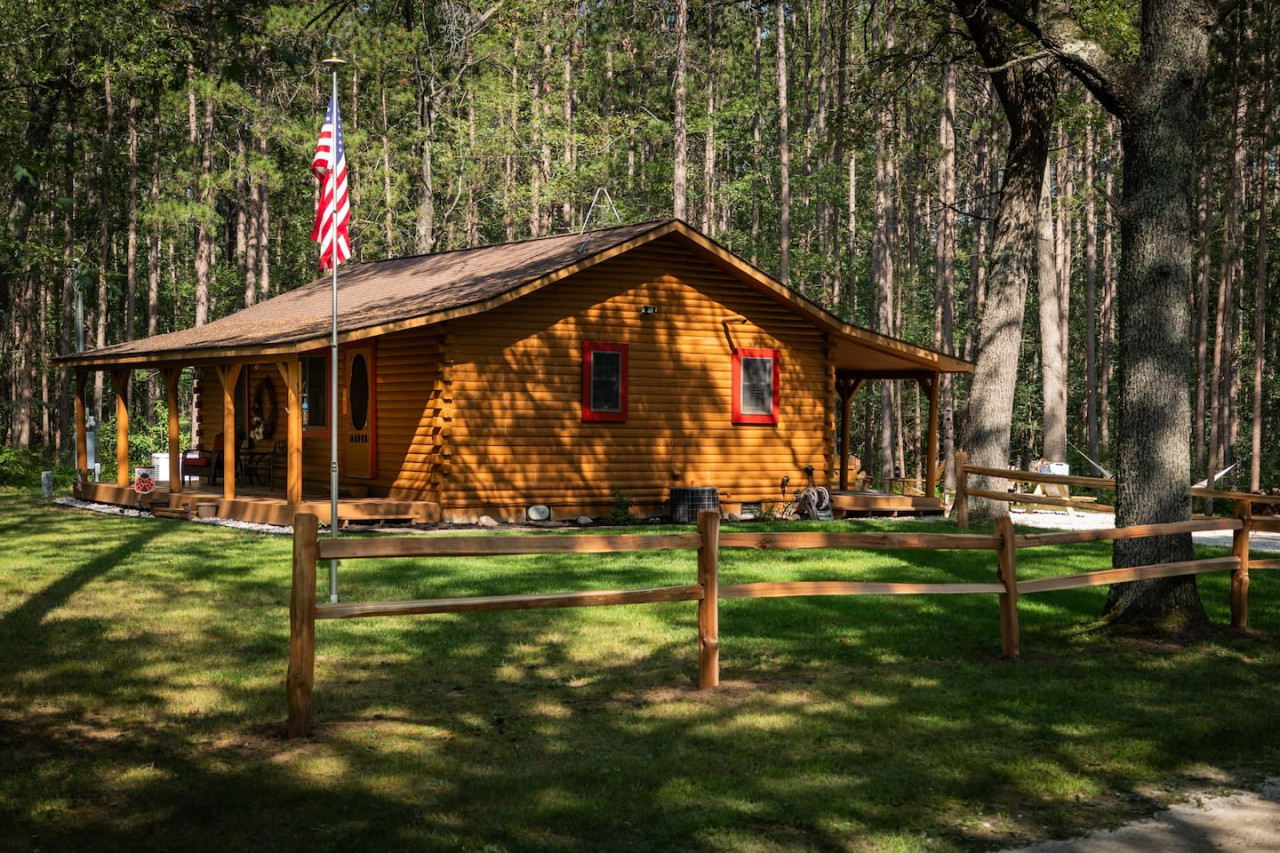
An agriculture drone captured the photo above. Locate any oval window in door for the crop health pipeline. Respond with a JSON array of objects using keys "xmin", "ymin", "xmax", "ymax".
[{"xmin": 349, "ymin": 354, "xmax": 370, "ymax": 431}]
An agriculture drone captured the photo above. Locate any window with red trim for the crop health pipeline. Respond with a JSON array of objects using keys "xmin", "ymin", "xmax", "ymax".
[
  {"xmin": 732, "ymin": 348, "xmax": 779, "ymax": 425},
  {"xmin": 582, "ymin": 341, "xmax": 628, "ymax": 422}
]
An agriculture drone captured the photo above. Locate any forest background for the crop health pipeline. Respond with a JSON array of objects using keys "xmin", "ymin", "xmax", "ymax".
[{"xmin": 0, "ymin": 0, "xmax": 1274, "ymax": 494}]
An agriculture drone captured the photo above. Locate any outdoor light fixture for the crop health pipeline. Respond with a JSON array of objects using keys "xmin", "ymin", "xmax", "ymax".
[{"xmin": 640, "ymin": 305, "xmax": 658, "ymax": 315}]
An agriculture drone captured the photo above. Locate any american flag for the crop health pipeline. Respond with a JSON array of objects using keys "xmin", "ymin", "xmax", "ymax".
[{"xmin": 310, "ymin": 91, "xmax": 351, "ymax": 270}]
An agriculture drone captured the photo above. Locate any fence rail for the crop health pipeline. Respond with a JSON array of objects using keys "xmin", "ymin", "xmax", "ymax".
[
  {"xmin": 286, "ymin": 506, "xmax": 1273, "ymax": 738},
  {"xmin": 953, "ymin": 450, "xmax": 1280, "ymax": 526}
]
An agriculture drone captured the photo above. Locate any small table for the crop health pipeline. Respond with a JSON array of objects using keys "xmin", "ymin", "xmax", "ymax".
[{"xmin": 240, "ymin": 450, "xmax": 275, "ymax": 486}]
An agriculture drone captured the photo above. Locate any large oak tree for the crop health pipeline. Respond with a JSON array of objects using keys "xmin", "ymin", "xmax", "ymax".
[{"xmin": 1000, "ymin": 0, "xmax": 1240, "ymax": 625}]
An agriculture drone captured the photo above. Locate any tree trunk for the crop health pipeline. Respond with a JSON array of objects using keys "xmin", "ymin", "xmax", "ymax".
[
  {"xmin": 193, "ymin": 60, "xmax": 213, "ymax": 328},
  {"xmin": 146, "ymin": 94, "xmax": 162, "ymax": 408},
  {"xmin": 936, "ymin": 60, "xmax": 957, "ymax": 488},
  {"xmin": 1085, "ymin": 108, "xmax": 1099, "ymax": 463},
  {"xmin": 95, "ymin": 64, "xmax": 116, "ymax": 418},
  {"xmin": 59, "ymin": 111, "xmax": 77, "ymax": 453},
  {"xmin": 125, "ymin": 93, "xmax": 139, "ymax": 342},
  {"xmin": 672, "ymin": 0, "xmax": 688, "ymax": 221},
  {"xmin": 750, "ymin": 10, "xmax": 762, "ymax": 266},
  {"xmin": 953, "ymin": 0, "xmax": 1057, "ymax": 518},
  {"xmin": 964, "ymin": 79, "xmax": 993, "ymax": 365},
  {"xmin": 1251, "ymin": 29, "xmax": 1270, "ymax": 491},
  {"xmin": 1191, "ymin": 163, "xmax": 1210, "ymax": 480},
  {"xmin": 1038, "ymin": 159, "xmax": 1067, "ymax": 463},
  {"xmin": 1102, "ymin": 0, "xmax": 1216, "ymax": 627},
  {"xmin": 776, "ymin": 0, "xmax": 791, "ymax": 284},
  {"xmin": 873, "ymin": 0, "xmax": 896, "ymax": 485},
  {"xmin": 701, "ymin": 4, "xmax": 716, "ymax": 234},
  {"xmin": 1099, "ymin": 127, "xmax": 1117, "ymax": 451}
]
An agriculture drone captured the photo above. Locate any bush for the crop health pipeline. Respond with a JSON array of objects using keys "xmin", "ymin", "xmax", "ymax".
[
  {"xmin": 0, "ymin": 447, "xmax": 76, "ymax": 489},
  {"xmin": 605, "ymin": 489, "xmax": 636, "ymax": 525}
]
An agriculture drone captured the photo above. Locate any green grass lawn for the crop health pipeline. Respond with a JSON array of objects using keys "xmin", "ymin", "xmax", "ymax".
[{"xmin": 2, "ymin": 490, "xmax": 1277, "ymax": 852}]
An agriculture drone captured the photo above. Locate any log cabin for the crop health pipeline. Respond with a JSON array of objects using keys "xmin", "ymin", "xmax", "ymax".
[{"xmin": 58, "ymin": 219, "xmax": 972, "ymax": 525}]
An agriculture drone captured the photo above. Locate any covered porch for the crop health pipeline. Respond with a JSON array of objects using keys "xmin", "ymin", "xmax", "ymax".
[
  {"xmin": 64, "ymin": 351, "xmax": 432, "ymax": 527},
  {"xmin": 825, "ymin": 333, "xmax": 969, "ymax": 516},
  {"xmin": 70, "ymin": 359, "xmax": 307, "ymax": 518}
]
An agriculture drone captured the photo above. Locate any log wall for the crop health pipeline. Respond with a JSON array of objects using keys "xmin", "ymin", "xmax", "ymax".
[{"xmin": 440, "ymin": 237, "xmax": 834, "ymax": 521}]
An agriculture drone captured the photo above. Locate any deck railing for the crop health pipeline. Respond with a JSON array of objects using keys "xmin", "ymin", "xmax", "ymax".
[{"xmin": 286, "ymin": 508, "xmax": 1277, "ymax": 738}]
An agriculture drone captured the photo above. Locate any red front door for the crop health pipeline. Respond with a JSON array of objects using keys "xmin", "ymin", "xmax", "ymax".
[{"xmin": 343, "ymin": 344, "xmax": 376, "ymax": 479}]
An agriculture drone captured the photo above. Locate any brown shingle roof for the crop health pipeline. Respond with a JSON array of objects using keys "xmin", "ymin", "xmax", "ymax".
[
  {"xmin": 59, "ymin": 219, "xmax": 672, "ymax": 366},
  {"xmin": 58, "ymin": 218, "xmax": 972, "ymax": 376}
]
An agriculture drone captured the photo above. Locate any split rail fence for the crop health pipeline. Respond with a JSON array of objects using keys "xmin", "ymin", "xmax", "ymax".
[
  {"xmin": 951, "ymin": 449, "xmax": 1280, "ymax": 527},
  {"xmin": 286, "ymin": 508, "xmax": 1279, "ymax": 737}
]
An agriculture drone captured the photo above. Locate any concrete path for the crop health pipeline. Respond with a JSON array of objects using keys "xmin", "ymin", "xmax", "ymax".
[{"xmin": 998, "ymin": 779, "xmax": 1280, "ymax": 852}]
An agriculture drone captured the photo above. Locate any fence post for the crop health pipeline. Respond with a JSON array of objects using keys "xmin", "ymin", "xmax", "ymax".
[
  {"xmin": 696, "ymin": 509, "xmax": 721, "ymax": 689},
  {"xmin": 995, "ymin": 514, "xmax": 1020, "ymax": 660},
  {"xmin": 287, "ymin": 513, "xmax": 320, "ymax": 738},
  {"xmin": 1231, "ymin": 500, "xmax": 1252, "ymax": 629},
  {"xmin": 954, "ymin": 450, "xmax": 969, "ymax": 529}
]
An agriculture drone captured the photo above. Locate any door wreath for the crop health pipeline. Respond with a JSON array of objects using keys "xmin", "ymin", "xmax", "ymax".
[{"xmin": 251, "ymin": 378, "xmax": 278, "ymax": 441}]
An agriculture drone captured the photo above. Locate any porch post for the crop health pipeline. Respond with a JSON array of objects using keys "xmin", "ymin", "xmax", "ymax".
[
  {"xmin": 835, "ymin": 377, "xmax": 864, "ymax": 491},
  {"xmin": 163, "ymin": 368, "xmax": 183, "ymax": 494},
  {"xmin": 924, "ymin": 373, "xmax": 941, "ymax": 497},
  {"xmin": 75, "ymin": 370, "xmax": 89, "ymax": 476},
  {"xmin": 837, "ymin": 380, "xmax": 852, "ymax": 491},
  {"xmin": 112, "ymin": 369, "xmax": 131, "ymax": 487},
  {"xmin": 278, "ymin": 360, "xmax": 304, "ymax": 506},
  {"xmin": 216, "ymin": 364, "xmax": 242, "ymax": 500}
]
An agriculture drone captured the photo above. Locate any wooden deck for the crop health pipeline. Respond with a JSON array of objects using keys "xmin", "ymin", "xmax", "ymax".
[
  {"xmin": 829, "ymin": 490, "xmax": 946, "ymax": 517},
  {"xmin": 76, "ymin": 481, "xmax": 440, "ymax": 527}
]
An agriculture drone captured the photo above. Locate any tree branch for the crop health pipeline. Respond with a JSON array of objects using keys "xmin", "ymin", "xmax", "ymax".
[{"xmin": 983, "ymin": 49, "xmax": 1054, "ymax": 74}]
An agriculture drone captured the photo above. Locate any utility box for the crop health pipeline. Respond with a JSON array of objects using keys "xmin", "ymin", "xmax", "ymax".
[{"xmin": 669, "ymin": 487, "xmax": 720, "ymax": 523}]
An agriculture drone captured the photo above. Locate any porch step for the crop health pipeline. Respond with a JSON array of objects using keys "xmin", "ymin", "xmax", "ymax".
[{"xmin": 152, "ymin": 505, "xmax": 194, "ymax": 521}]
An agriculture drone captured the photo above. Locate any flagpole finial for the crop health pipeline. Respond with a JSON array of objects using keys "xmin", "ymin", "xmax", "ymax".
[{"xmin": 322, "ymin": 52, "xmax": 345, "ymax": 69}]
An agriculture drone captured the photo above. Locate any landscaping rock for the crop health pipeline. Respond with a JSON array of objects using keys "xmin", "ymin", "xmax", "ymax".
[{"xmin": 477, "ymin": 515, "xmax": 499, "ymax": 528}]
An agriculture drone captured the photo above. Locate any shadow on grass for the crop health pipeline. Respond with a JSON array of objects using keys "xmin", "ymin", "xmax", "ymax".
[{"xmin": 2, "ymin": 499, "xmax": 1278, "ymax": 852}]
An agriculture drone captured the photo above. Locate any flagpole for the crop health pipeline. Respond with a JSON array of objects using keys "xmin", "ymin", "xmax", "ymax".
[{"xmin": 323, "ymin": 52, "xmax": 345, "ymax": 604}]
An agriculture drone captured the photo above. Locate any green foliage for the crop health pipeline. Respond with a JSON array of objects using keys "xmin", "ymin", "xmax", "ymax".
[
  {"xmin": 0, "ymin": 446, "xmax": 43, "ymax": 487},
  {"xmin": 605, "ymin": 488, "xmax": 636, "ymax": 525}
]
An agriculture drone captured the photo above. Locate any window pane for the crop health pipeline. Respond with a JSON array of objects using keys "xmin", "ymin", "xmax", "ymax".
[
  {"xmin": 303, "ymin": 356, "xmax": 327, "ymax": 428},
  {"xmin": 740, "ymin": 357, "xmax": 773, "ymax": 415},
  {"xmin": 591, "ymin": 351, "xmax": 622, "ymax": 412},
  {"xmin": 349, "ymin": 354, "xmax": 369, "ymax": 431}
]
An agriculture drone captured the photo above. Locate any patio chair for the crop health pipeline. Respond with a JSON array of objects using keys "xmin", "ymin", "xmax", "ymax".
[{"xmin": 181, "ymin": 433, "xmax": 224, "ymax": 486}]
